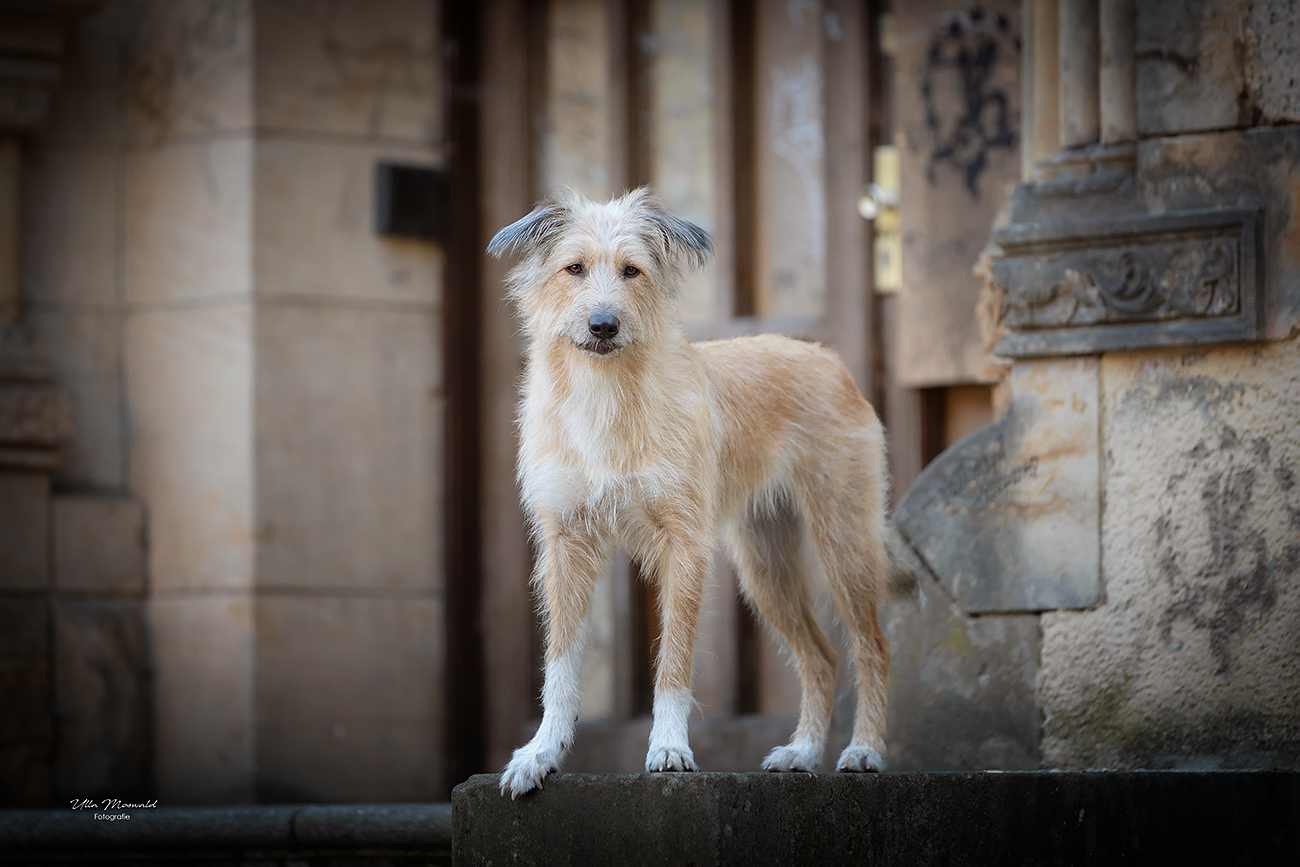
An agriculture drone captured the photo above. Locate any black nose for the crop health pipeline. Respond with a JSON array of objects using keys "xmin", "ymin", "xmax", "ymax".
[{"xmin": 588, "ymin": 311, "xmax": 620, "ymax": 340}]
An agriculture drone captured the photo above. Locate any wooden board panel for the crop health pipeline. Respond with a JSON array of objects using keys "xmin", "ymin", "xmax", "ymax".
[{"xmin": 893, "ymin": 0, "xmax": 1020, "ymax": 387}]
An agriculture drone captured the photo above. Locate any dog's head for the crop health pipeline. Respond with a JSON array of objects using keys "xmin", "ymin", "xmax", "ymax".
[{"xmin": 487, "ymin": 188, "xmax": 713, "ymax": 359}]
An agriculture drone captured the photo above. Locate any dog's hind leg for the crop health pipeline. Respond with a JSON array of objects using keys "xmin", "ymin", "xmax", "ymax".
[
  {"xmin": 805, "ymin": 481, "xmax": 890, "ymax": 772},
  {"xmin": 500, "ymin": 522, "xmax": 611, "ymax": 798},
  {"xmin": 725, "ymin": 492, "xmax": 837, "ymax": 772}
]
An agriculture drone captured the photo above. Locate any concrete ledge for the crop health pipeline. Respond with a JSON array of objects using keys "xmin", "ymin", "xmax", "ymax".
[
  {"xmin": 0, "ymin": 803, "xmax": 451, "ymax": 866},
  {"xmin": 453, "ymin": 771, "xmax": 1299, "ymax": 866}
]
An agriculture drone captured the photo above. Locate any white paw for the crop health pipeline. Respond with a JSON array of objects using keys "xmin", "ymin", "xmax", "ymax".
[
  {"xmin": 836, "ymin": 744, "xmax": 885, "ymax": 773},
  {"xmin": 645, "ymin": 745, "xmax": 698, "ymax": 772},
  {"xmin": 500, "ymin": 742, "xmax": 562, "ymax": 799},
  {"xmin": 761, "ymin": 740, "xmax": 822, "ymax": 772}
]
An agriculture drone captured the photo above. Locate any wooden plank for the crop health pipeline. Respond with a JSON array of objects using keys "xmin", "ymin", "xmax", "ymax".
[
  {"xmin": 478, "ymin": 0, "xmax": 539, "ymax": 776},
  {"xmin": 754, "ymin": 0, "xmax": 827, "ymax": 319},
  {"xmin": 893, "ymin": 0, "xmax": 1020, "ymax": 387},
  {"xmin": 824, "ymin": 0, "xmax": 872, "ymax": 398},
  {"xmin": 728, "ymin": 0, "xmax": 757, "ymax": 317},
  {"xmin": 442, "ymin": 0, "xmax": 485, "ymax": 796},
  {"xmin": 881, "ymin": 294, "xmax": 925, "ymax": 504},
  {"xmin": 647, "ymin": 0, "xmax": 720, "ymax": 326}
]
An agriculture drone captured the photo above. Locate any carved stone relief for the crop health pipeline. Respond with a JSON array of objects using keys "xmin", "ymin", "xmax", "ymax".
[{"xmin": 988, "ymin": 207, "xmax": 1263, "ymax": 357}]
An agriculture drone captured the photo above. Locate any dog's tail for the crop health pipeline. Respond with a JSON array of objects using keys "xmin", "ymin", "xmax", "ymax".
[{"xmin": 882, "ymin": 519, "xmax": 920, "ymax": 599}]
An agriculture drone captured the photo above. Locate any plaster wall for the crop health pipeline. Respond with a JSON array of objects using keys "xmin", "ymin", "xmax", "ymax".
[{"xmin": 1040, "ymin": 335, "xmax": 1300, "ymax": 768}]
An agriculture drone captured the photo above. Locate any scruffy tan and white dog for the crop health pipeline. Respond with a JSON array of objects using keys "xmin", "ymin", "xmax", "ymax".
[{"xmin": 489, "ymin": 188, "xmax": 892, "ymax": 799}]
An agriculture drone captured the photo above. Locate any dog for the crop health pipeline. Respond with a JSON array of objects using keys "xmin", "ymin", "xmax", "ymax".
[{"xmin": 488, "ymin": 188, "xmax": 893, "ymax": 799}]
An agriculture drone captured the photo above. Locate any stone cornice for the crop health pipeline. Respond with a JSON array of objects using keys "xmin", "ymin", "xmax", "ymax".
[{"xmin": 0, "ymin": 0, "xmax": 102, "ymax": 133}]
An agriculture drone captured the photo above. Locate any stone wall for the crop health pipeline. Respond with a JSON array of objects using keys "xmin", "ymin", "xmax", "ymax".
[
  {"xmin": 8, "ymin": 0, "xmax": 449, "ymax": 805},
  {"xmin": 889, "ymin": 0, "xmax": 1300, "ymax": 772},
  {"xmin": 1041, "ymin": 335, "xmax": 1300, "ymax": 768}
]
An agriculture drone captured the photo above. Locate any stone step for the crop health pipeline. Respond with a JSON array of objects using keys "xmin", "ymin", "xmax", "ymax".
[
  {"xmin": 0, "ymin": 803, "xmax": 452, "ymax": 866},
  {"xmin": 454, "ymin": 771, "xmax": 1299, "ymax": 866}
]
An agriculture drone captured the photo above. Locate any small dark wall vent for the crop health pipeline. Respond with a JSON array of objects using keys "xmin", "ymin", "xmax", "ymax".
[{"xmin": 375, "ymin": 162, "xmax": 446, "ymax": 242}]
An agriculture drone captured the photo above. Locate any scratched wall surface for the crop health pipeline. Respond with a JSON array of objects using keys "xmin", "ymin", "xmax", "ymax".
[
  {"xmin": 893, "ymin": 0, "xmax": 1019, "ymax": 387},
  {"xmin": 1039, "ymin": 335, "xmax": 1300, "ymax": 769}
]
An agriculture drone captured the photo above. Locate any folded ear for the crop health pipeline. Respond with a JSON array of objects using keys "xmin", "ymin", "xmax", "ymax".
[
  {"xmin": 642, "ymin": 197, "xmax": 713, "ymax": 274},
  {"xmin": 487, "ymin": 198, "xmax": 570, "ymax": 260}
]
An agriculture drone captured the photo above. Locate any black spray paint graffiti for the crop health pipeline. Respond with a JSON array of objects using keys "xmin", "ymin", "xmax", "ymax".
[
  {"xmin": 1156, "ymin": 425, "xmax": 1300, "ymax": 675},
  {"xmin": 920, "ymin": 8, "xmax": 1019, "ymax": 199}
]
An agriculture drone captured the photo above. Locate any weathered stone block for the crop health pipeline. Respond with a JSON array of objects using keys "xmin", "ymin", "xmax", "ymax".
[
  {"xmin": 453, "ymin": 771, "xmax": 1300, "ymax": 866},
  {"xmin": 50, "ymin": 375, "xmax": 123, "ymax": 489},
  {"xmin": 0, "ymin": 599, "xmax": 51, "ymax": 806},
  {"xmin": 881, "ymin": 565, "xmax": 1040, "ymax": 771},
  {"xmin": 1137, "ymin": 126, "xmax": 1300, "ymax": 341},
  {"xmin": 150, "ymin": 594, "xmax": 254, "ymax": 804},
  {"xmin": 127, "ymin": 0, "xmax": 252, "ymax": 145},
  {"xmin": 0, "ymin": 474, "xmax": 50, "ymax": 591},
  {"xmin": 125, "ymin": 305, "xmax": 253, "ymax": 592},
  {"xmin": 253, "ymin": 139, "xmax": 444, "ymax": 307},
  {"xmin": 22, "ymin": 150, "xmax": 120, "ymax": 307},
  {"xmin": 52, "ymin": 496, "xmax": 145, "ymax": 595},
  {"xmin": 253, "ymin": 304, "xmax": 442, "ymax": 592},
  {"xmin": 36, "ymin": 2, "xmax": 129, "ymax": 148},
  {"xmin": 1135, "ymin": 0, "xmax": 1300, "ymax": 133},
  {"xmin": 124, "ymin": 138, "xmax": 253, "ymax": 306},
  {"xmin": 254, "ymin": 595, "xmax": 444, "ymax": 802},
  {"xmin": 253, "ymin": 0, "xmax": 442, "ymax": 143},
  {"xmin": 52, "ymin": 600, "xmax": 148, "ymax": 800},
  {"xmin": 897, "ymin": 357, "xmax": 1100, "ymax": 613},
  {"xmin": 1249, "ymin": 0, "xmax": 1300, "ymax": 123},
  {"xmin": 26, "ymin": 309, "xmax": 124, "ymax": 488},
  {"xmin": 1135, "ymin": 0, "xmax": 1248, "ymax": 135},
  {"xmin": 25, "ymin": 309, "xmax": 120, "ymax": 382},
  {"xmin": 1040, "ymin": 334, "xmax": 1300, "ymax": 769}
]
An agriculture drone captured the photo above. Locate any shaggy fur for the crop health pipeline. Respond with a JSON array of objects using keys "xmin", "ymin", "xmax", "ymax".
[{"xmin": 490, "ymin": 188, "xmax": 892, "ymax": 799}]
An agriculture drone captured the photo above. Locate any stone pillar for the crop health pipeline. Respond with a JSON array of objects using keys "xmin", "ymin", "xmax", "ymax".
[
  {"xmin": 1058, "ymin": 0, "xmax": 1100, "ymax": 149},
  {"xmin": 1025, "ymin": 0, "xmax": 1060, "ymax": 179},
  {"xmin": 123, "ymin": 0, "xmax": 448, "ymax": 803},
  {"xmin": 124, "ymin": 1, "xmax": 258, "ymax": 803},
  {"xmin": 1098, "ymin": 0, "xmax": 1135, "ymax": 145}
]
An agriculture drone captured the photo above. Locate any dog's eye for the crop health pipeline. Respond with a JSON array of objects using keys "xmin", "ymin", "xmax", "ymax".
[
  {"xmin": 623, "ymin": 265, "xmax": 640, "ymax": 278},
  {"xmin": 566, "ymin": 263, "xmax": 584, "ymax": 275}
]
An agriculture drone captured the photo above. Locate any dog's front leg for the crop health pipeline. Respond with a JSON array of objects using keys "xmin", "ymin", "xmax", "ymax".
[
  {"xmin": 500, "ymin": 524, "xmax": 609, "ymax": 799},
  {"xmin": 645, "ymin": 541, "xmax": 710, "ymax": 773}
]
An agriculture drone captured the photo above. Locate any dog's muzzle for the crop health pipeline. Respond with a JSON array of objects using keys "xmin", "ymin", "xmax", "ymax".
[{"xmin": 581, "ymin": 311, "xmax": 621, "ymax": 355}]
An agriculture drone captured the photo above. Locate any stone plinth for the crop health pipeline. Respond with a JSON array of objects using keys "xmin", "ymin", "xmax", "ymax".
[{"xmin": 453, "ymin": 771, "xmax": 1298, "ymax": 866}]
